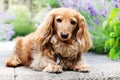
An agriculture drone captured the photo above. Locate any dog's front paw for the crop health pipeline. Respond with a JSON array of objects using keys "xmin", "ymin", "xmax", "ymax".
[
  {"xmin": 42, "ymin": 64, "xmax": 63, "ymax": 73},
  {"xmin": 73, "ymin": 63, "xmax": 89, "ymax": 72},
  {"xmin": 6, "ymin": 55, "xmax": 22, "ymax": 67}
]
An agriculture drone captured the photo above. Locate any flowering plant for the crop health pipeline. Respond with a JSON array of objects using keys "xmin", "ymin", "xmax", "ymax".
[
  {"xmin": 0, "ymin": 9, "xmax": 15, "ymax": 41},
  {"xmin": 57, "ymin": 0, "xmax": 119, "ymax": 27},
  {"xmin": 57, "ymin": 0, "xmax": 120, "ymax": 54}
]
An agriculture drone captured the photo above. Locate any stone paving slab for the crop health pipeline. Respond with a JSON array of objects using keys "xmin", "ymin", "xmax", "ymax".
[
  {"xmin": 15, "ymin": 64, "xmax": 120, "ymax": 80},
  {"xmin": 15, "ymin": 66, "xmax": 104, "ymax": 80},
  {"xmin": 92, "ymin": 64, "xmax": 120, "ymax": 79},
  {"xmin": 0, "ymin": 66, "xmax": 14, "ymax": 80},
  {"xmin": 0, "ymin": 41, "xmax": 120, "ymax": 80}
]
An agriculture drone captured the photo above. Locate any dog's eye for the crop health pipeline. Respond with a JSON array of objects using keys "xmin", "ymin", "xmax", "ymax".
[
  {"xmin": 56, "ymin": 18, "xmax": 62, "ymax": 23},
  {"xmin": 71, "ymin": 20, "xmax": 76, "ymax": 25}
]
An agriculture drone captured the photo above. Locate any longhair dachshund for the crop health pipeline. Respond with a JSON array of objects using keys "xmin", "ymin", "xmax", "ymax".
[{"xmin": 6, "ymin": 8, "xmax": 92, "ymax": 73}]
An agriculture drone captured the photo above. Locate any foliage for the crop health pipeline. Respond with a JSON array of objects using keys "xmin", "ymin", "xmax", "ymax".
[
  {"xmin": 0, "ymin": 9, "xmax": 15, "ymax": 41},
  {"xmin": 105, "ymin": 8, "xmax": 120, "ymax": 60},
  {"xmin": 8, "ymin": 5, "xmax": 36, "ymax": 38},
  {"xmin": 4, "ymin": 0, "xmax": 8, "ymax": 3},
  {"xmin": 34, "ymin": 0, "xmax": 59, "ymax": 7},
  {"xmin": 90, "ymin": 24, "xmax": 109, "ymax": 54},
  {"xmin": 57, "ymin": 0, "xmax": 120, "ymax": 54}
]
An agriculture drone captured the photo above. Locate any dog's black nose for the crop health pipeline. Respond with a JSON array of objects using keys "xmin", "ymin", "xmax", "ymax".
[{"xmin": 61, "ymin": 33, "xmax": 68, "ymax": 39}]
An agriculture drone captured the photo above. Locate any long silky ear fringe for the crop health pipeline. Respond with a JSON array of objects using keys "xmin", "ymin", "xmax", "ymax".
[
  {"xmin": 32, "ymin": 12, "xmax": 54, "ymax": 49},
  {"xmin": 76, "ymin": 15, "xmax": 92, "ymax": 53}
]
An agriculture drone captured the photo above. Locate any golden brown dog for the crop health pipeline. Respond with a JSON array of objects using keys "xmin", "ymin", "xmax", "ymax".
[{"xmin": 6, "ymin": 8, "xmax": 92, "ymax": 73}]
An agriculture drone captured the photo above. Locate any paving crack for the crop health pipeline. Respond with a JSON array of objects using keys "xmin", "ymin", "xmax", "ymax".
[
  {"xmin": 14, "ymin": 68, "xmax": 17, "ymax": 80},
  {"xmin": 101, "ymin": 71, "xmax": 105, "ymax": 80}
]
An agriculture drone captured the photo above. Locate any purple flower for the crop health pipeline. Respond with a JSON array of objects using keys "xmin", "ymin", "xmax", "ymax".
[
  {"xmin": 114, "ymin": 0, "xmax": 120, "ymax": 8},
  {"xmin": 0, "ymin": 9, "xmax": 15, "ymax": 41},
  {"xmin": 94, "ymin": 19, "xmax": 99, "ymax": 25},
  {"xmin": 115, "ymin": 3, "xmax": 119, "ymax": 8},
  {"xmin": 71, "ymin": 3, "xmax": 77, "ymax": 9},
  {"xmin": 101, "ymin": 9, "xmax": 107, "ymax": 17},
  {"xmin": 62, "ymin": 3, "xmax": 68, "ymax": 7},
  {"xmin": 6, "ymin": 30, "xmax": 15, "ymax": 40},
  {"xmin": 0, "ymin": 10, "xmax": 15, "ymax": 23},
  {"xmin": 88, "ymin": 4, "xmax": 97, "ymax": 16}
]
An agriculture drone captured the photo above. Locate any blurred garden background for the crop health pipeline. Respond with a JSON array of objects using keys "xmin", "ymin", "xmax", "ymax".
[{"xmin": 0, "ymin": 0, "xmax": 120, "ymax": 60}]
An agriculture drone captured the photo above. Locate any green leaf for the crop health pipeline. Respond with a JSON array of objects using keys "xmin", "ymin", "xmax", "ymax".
[
  {"xmin": 105, "ymin": 38, "xmax": 115, "ymax": 49},
  {"xmin": 109, "ymin": 47, "xmax": 120, "ymax": 60},
  {"xmin": 110, "ymin": 32, "xmax": 116, "ymax": 37},
  {"xmin": 109, "ymin": 38, "xmax": 115, "ymax": 46},
  {"xmin": 109, "ymin": 8, "xmax": 120, "ymax": 20}
]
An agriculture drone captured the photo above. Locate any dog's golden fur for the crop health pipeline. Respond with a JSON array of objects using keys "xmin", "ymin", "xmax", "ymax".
[{"xmin": 6, "ymin": 8, "xmax": 92, "ymax": 72}]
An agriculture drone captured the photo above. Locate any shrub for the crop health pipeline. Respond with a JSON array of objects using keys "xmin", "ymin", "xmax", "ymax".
[
  {"xmin": 90, "ymin": 25, "xmax": 109, "ymax": 54},
  {"xmin": 8, "ymin": 5, "xmax": 36, "ymax": 38},
  {"xmin": 34, "ymin": 0, "xmax": 59, "ymax": 7},
  {"xmin": 0, "ymin": 9, "xmax": 15, "ymax": 41},
  {"xmin": 105, "ymin": 8, "xmax": 120, "ymax": 60},
  {"xmin": 57, "ymin": 0, "xmax": 120, "ymax": 54}
]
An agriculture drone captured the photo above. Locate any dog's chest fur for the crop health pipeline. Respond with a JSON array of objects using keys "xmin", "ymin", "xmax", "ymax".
[{"xmin": 50, "ymin": 35, "xmax": 80, "ymax": 59}]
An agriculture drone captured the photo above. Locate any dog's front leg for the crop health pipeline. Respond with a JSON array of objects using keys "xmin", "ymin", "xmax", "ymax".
[
  {"xmin": 73, "ymin": 59, "xmax": 89, "ymax": 72},
  {"xmin": 42, "ymin": 63, "xmax": 62, "ymax": 73},
  {"xmin": 31, "ymin": 48, "xmax": 63, "ymax": 73},
  {"xmin": 42, "ymin": 49, "xmax": 63, "ymax": 73}
]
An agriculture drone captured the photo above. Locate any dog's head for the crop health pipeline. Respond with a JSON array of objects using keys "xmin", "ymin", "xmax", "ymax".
[
  {"xmin": 34, "ymin": 8, "xmax": 92, "ymax": 52},
  {"xmin": 53, "ymin": 8, "xmax": 78, "ymax": 41}
]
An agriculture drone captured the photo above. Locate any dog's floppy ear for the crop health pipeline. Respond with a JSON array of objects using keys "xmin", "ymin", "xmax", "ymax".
[
  {"xmin": 33, "ymin": 11, "xmax": 55, "ymax": 48},
  {"xmin": 76, "ymin": 15, "xmax": 92, "ymax": 52}
]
